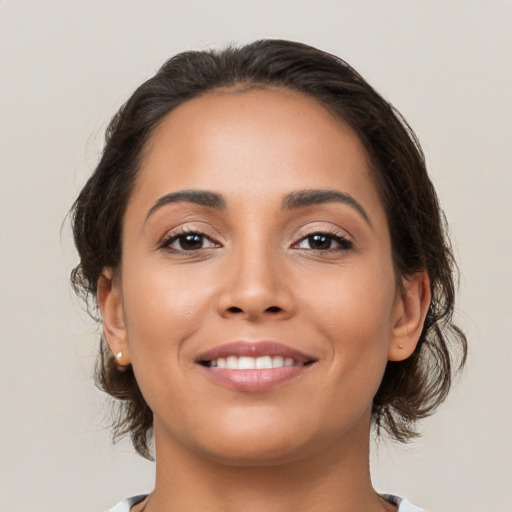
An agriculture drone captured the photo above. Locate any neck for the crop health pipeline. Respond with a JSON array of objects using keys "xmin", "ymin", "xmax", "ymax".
[{"xmin": 143, "ymin": 413, "xmax": 392, "ymax": 512}]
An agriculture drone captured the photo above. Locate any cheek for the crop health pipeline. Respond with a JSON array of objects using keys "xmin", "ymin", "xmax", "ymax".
[
  {"xmin": 118, "ymin": 262, "xmax": 220, "ymax": 422},
  {"xmin": 300, "ymin": 261, "xmax": 396, "ymax": 380},
  {"xmin": 304, "ymin": 259, "xmax": 395, "ymax": 329},
  {"xmin": 121, "ymin": 262, "xmax": 216, "ymax": 361}
]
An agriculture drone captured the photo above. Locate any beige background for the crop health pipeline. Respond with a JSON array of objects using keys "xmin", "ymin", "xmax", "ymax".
[{"xmin": 1, "ymin": 1, "xmax": 511, "ymax": 511}]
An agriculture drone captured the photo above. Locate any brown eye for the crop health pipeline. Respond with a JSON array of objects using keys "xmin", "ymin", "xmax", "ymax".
[
  {"xmin": 305, "ymin": 234, "xmax": 332, "ymax": 250},
  {"xmin": 161, "ymin": 232, "xmax": 219, "ymax": 252},
  {"xmin": 177, "ymin": 234, "xmax": 204, "ymax": 250},
  {"xmin": 294, "ymin": 232, "xmax": 353, "ymax": 251}
]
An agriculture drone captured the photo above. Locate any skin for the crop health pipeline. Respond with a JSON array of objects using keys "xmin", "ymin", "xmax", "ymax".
[{"xmin": 98, "ymin": 88, "xmax": 430, "ymax": 512}]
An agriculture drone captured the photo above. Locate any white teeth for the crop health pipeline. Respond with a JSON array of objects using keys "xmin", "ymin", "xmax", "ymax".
[
  {"xmin": 272, "ymin": 355, "xmax": 284, "ymax": 367},
  {"xmin": 255, "ymin": 356, "xmax": 272, "ymax": 369},
  {"xmin": 226, "ymin": 356, "xmax": 238, "ymax": 369},
  {"xmin": 238, "ymin": 356, "xmax": 256, "ymax": 370},
  {"xmin": 208, "ymin": 355, "xmax": 303, "ymax": 369}
]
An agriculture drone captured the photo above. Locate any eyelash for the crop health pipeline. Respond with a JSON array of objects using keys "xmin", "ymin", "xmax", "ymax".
[
  {"xmin": 159, "ymin": 228, "xmax": 220, "ymax": 253},
  {"xmin": 159, "ymin": 228, "xmax": 353, "ymax": 254},
  {"xmin": 292, "ymin": 229, "xmax": 353, "ymax": 253}
]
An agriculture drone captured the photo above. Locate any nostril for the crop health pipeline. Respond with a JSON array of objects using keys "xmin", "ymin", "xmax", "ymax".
[{"xmin": 226, "ymin": 306, "xmax": 281, "ymax": 313}]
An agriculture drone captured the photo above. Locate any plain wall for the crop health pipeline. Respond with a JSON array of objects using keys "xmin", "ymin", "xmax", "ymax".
[{"xmin": 1, "ymin": 1, "xmax": 510, "ymax": 510}]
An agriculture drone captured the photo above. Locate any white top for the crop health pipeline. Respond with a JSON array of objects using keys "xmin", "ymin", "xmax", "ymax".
[{"xmin": 107, "ymin": 493, "xmax": 427, "ymax": 511}]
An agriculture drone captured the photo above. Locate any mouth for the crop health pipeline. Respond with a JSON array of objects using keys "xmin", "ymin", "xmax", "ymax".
[
  {"xmin": 201, "ymin": 355, "xmax": 312, "ymax": 369},
  {"xmin": 196, "ymin": 341, "xmax": 316, "ymax": 392}
]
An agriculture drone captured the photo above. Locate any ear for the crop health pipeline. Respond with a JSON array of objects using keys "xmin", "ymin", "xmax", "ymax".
[
  {"xmin": 388, "ymin": 270, "xmax": 431, "ymax": 362},
  {"xmin": 97, "ymin": 268, "xmax": 131, "ymax": 366}
]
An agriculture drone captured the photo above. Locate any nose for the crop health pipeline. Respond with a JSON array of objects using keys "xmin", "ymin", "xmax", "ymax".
[{"xmin": 216, "ymin": 244, "xmax": 295, "ymax": 322}]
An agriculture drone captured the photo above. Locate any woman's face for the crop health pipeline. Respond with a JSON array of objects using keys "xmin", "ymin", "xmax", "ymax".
[{"xmin": 104, "ymin": 88, "xmax": 409, "ymax": 464}]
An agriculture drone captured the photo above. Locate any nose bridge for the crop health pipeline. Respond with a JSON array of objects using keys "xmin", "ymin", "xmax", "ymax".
[{"xmin": 217, "ymin": 229, "xmax": 293, "ymax": 319}]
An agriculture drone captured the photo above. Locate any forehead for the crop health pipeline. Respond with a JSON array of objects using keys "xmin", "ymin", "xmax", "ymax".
[{"xmin": 130, "ymin": 88, "xmax": 385, "ymax": 224}]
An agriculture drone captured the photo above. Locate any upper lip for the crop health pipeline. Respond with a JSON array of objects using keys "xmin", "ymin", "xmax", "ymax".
[{"xmin": 196, "ymin": 341, "xmax": 315, "ymax": 364}]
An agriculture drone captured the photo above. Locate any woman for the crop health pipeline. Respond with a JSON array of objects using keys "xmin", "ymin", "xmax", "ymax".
[{"xmin": 71, "ymin": 40, "xmax": 467, "ymax": 512}]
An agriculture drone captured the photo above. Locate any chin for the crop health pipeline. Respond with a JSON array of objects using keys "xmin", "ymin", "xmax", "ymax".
[
  {"xmin": 201, "ymin": 436, "xmax": 311, "ymax": 468},
  {"xmin": 186, "ymin": 411, "xmax": 319, "ymax": 467}
]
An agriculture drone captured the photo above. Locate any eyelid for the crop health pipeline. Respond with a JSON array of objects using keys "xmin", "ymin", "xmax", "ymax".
[
  {"xmin": 290, "ymin": 224, "xmax": 354, "ymax": 252},
  {"xmin": 156, "ymin": 221, "xmax": 354, "ymax": 253},
  {"xmin": 293, "ymin": 223, "xmax": 353, "ymax": 242},
  {"xmin": 158, "ymin": 224, "xmax": 223, "ymax": 251}
]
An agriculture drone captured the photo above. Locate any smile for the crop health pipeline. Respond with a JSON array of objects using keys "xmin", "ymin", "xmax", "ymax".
[
  {"xmin": 204, "ymin": 355, "xmax": 307, "ymax": 369},
  {"xmin": 197, "ymin": 341, "xmax": 316, "ymax": 391}
]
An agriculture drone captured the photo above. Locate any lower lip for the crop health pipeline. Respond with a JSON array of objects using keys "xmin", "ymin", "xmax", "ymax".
[{"xmin": 199, "ymin": 366, "xmax": 312, "ymax": 392}]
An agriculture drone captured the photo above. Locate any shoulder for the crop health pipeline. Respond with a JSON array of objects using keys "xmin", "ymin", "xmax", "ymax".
[
  {"xmin": 107, "ymin": 493, "xmax": 427, "ymax": 512},
  {"xmin": 105, "ymin": 495, "xmax": 148, "ymax": 512},
  {"xmin": 382, "ymin": 494, "xmax": 428, "ymax": 512}
]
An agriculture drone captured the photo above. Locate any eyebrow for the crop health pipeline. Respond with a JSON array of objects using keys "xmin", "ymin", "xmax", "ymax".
[
  {"xmin": 146, "ymin": 190, "xmax": 226, "ymax": 220},
  {"xmin": 145, "ymin": 188, "xmax": 371, "ymax": 228},
  {"xmin": 282, "ymin": 189, "xmax": 372, "ymax": 227}
]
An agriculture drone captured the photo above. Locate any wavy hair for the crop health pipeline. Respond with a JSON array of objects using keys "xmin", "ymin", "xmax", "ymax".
[{"xmin": 71, "ymin": 39, "xmax": 467, "ymax": 459}]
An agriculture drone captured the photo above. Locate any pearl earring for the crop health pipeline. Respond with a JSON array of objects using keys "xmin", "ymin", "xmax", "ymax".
[{"xmin": 115, "ymin": 351, "xmax": 123, "ymax": 361}]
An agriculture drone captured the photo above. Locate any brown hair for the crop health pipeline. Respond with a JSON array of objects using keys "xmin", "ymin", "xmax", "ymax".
[{"xmin": 71, "ymin": 39, "xmax": 467, "ymax": 459}]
